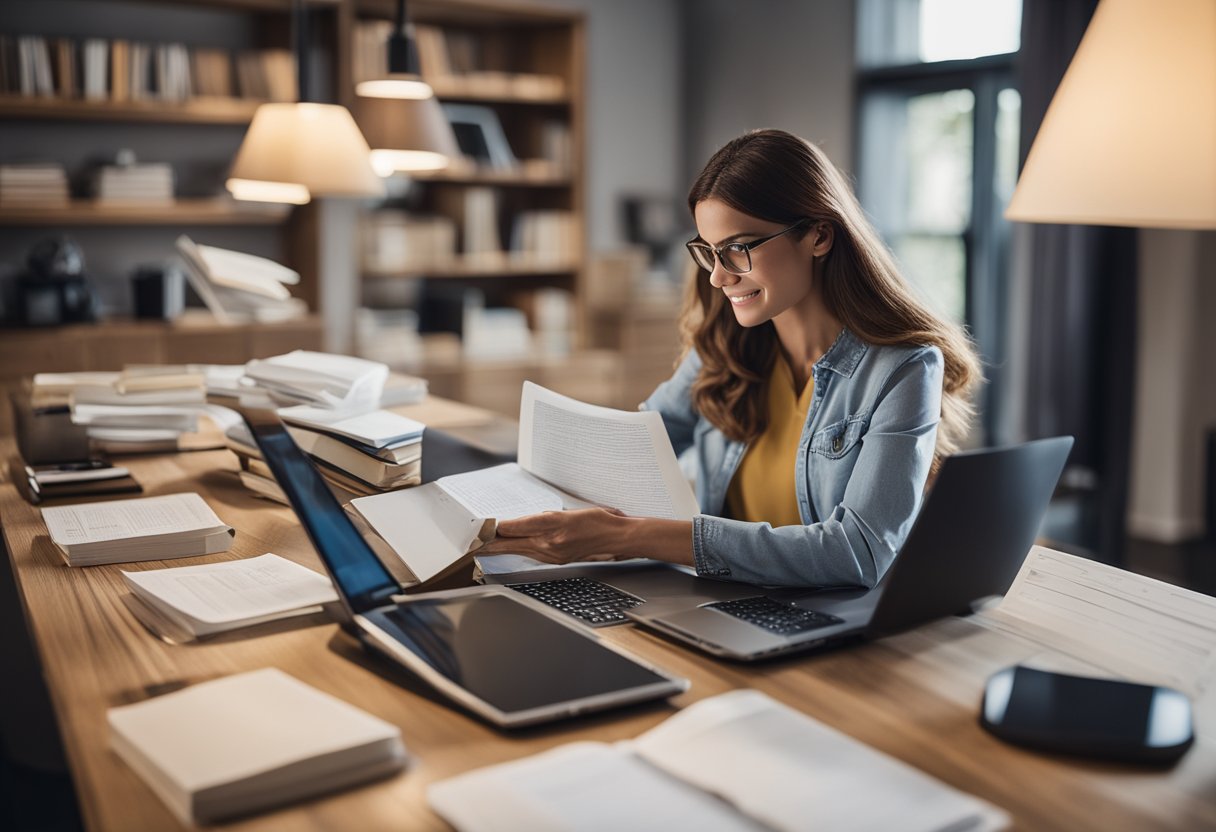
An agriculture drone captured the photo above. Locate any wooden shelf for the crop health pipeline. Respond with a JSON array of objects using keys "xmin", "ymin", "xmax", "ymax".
[
  {"xmin": 429, "ymin": 77, "xmax": 569, "ymax": 106},
  {"xmin": 364, "ymin": 258, "xmax": 577, "ymax": 280},
  {"xmin": 0, "ymin": 95, "xmax": 267, "ymax": 125},
  {"xmin": 0, "ymin": 199, "xmax": 291, "ymax": 226},
  {"xmin": 407, "ymin": 168, "xmax": 571, "ymax": 187}
]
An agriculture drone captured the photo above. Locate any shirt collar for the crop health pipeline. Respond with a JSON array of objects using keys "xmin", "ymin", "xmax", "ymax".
[{"xmin": 814, "ymin": 327, "xmax": 867, "ymax": 378}]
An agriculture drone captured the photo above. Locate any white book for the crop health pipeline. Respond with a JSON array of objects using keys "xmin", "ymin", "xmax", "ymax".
[
  {"xmin": 70, "ymin": 403, "xmax": 200, "ymax": 432},
  {"xmin": 278, "ymin": 406, "xmax": 425, "ymax": 449},
  {"xmin": 429, "ymin": 689, "xmax": 1007, "ymax": 832},
  {"xmin": 108, "ymin": 668, "xmax": 408, "ymax": 825},
  {"xmin": 347, "ymin": 382, "xmax": 697, "ymax": 587},
  {"xmin": 287, "ymin": 427, "xmax": 421, "ymax": 489},
  {"xmin": 244, "ymin": 351, "xmax": 389, "ymax": 410},
  {"xmin": 41, "ymin": 493, "xmax": 234, "ymax": 567},
  {"xmin": 121, "ymin": 553, "xmax": 338, "ymax": 638}
]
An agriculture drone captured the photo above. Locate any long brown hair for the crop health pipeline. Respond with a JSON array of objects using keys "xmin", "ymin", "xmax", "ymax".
[{"xmin": 681, "ymin": 128, "xmax": 982, "ymax": 470}]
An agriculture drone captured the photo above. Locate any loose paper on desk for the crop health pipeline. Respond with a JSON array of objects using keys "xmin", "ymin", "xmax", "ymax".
[
  {"xmin": 980, "ymin": 545, "xmax": 1216, "ymax": 700},
  {"xmin": 428, "ymin": 689, "xmax": 1008, "ymax": 832},
  {"xmin": 348, "ymin": 382, "xmax": 698, "ymax": 587}
]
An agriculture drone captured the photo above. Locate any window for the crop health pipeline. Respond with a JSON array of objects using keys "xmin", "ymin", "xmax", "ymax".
[{"xmin": 855, "ymin": 0, "xmax": 1022, "ymax": 443}]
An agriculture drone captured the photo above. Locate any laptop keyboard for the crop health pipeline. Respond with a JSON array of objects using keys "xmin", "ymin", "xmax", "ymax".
[
  {"xmin": 509, "ymin": 578, "xmax": 642, "ymax": 627},
  {"xmin": 706, "ymin": 597, "xmax": 844, "ymax": 636}
]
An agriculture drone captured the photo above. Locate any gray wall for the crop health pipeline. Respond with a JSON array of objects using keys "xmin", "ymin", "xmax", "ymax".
[{"xmin": 681, "ymin": 0, "xmax": 857, "ymax": 187}]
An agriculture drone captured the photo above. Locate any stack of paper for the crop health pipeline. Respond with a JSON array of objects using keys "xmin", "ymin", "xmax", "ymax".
[
  {"xmin": 429, "ymin": 689, "xmax": 1007, "ymax": 832},
  {"xmin": 243, "ymin": 351, "xmax": 389, "ymax": 410},
  {"xmin": 121, "ymin": 554, "xmax": 338, "ymax": 638},
  {"xmin": 280, "ymin": 406, "xmax": 424, "ymax": 494},
  {"xmin": 41, "ymin": 493, "xmax": 234, "ymax": 567},
  {"xmin": 176, "ymin": 236, "xmax": 307, "ymax": 325},
  {"xmin": 95, "ymin": 162, "xmax": 174, "ymax": 205},
  {"xmin": 23, "ymin": 462, "xmax": 141, "ymax": 503},
  {"xmin": 0, "ymin": 163, "xmax": 69, "ymax": 208},
  {"xmin": 108, "ymin": 668, "xmax": 408, "ymax": 825}
]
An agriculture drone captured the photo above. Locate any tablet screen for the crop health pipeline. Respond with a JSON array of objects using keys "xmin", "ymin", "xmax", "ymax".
[{"xmin": 364, "ymin": 593, "xmax": 675, "ymax": 716}]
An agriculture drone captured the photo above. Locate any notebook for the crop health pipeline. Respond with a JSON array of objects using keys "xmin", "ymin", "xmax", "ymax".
[{"xmin": 108, "ymin": 668, "xmax": 408, "ymax": 824}]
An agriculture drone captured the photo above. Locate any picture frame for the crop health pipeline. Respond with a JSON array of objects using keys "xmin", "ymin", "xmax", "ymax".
[{"xmin": 441, "ymin": 103, "xmax": 517, "ymax": 170}]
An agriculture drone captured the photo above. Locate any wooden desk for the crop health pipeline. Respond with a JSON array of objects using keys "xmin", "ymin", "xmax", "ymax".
[{"xmin": 2, "ymin": 405, "xmax": 1214, "ymax": 831}]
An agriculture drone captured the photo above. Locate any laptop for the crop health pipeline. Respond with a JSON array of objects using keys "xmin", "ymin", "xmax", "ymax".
[
  {"xmin": 239, "ymin": 405, "xmax": 688, "ymax": 729},
  {"xmin": 484, "ymin": 436, "xmax": 1073, "ymax": 661}
]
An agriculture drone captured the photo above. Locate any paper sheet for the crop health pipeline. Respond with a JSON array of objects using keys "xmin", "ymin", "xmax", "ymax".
[
  {"xmin": 438, "ymin": 463, "xmax": 595, "ymax": 519},
  {"xmin": 121, "ymin": 554, "xmax": 337, "ymax": 625},
  {"xmin": 428, "ymin": 690, "xmax": 1006, "ymax": 832},
  {"xmin": 42, "ymin": 492, "xmax": 225, "ymax": 545},
  {"xmin": 518, "ymin": 382, "xmax": 699, "ymax": 520},
  {"xmin": 981, "ymin": 546, "xmax": 1216, "ymax": 698}
]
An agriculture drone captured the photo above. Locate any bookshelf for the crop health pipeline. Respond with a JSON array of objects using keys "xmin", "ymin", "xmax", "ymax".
[
  {"xmin": 0, "ymin": 0, "xmax": 342, "ymax": 367},
  {"xmin": 351, "ymin": 0, "xmax": 588, "ymax": 412},
  {"xmin": 0, "ymin": 199, "xmax": 290, "ymax": 226}
]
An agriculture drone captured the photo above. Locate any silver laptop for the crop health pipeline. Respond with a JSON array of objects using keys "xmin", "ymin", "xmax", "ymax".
[
  {"xmin": 484, "ymin": 437, "xmax": 1073, "ymax": 661},
  {"xmin": 240, "ymin": 405, "xmax": 688, "ymax": 729}
]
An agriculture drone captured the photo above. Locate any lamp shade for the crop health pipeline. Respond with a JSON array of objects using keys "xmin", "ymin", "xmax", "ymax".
[
  {"xmin": 1005, "ymin": 0, "xmax": 1216, "ymax": 229},
  {"xmin": 227, "ymin": 103, "xmax": 385, "ymax": 203},
  {"xmin": 356, "ymin": 94, "xmax": 460, "ymax": 175}
]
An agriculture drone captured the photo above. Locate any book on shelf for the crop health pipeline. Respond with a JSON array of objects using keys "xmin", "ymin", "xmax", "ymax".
[
  {"xmin": 120, "ymin": 553, "xmax": 338, "ymax": 639},
  {"xmin": 510, "ymin": 210, "xmax": 580, "ymax": 266},
  {"xmin": 0, "ymin": 163, "xmax": 69, "ymax": 208},
  {"xmin": 95, "ymin": 160, "xmax": 175, "ymax": 205},
  {"xmin": 107, "ymin": 668, "xmax": 408, "ymax": 825},
  {"xmin": 361, "ymin": 211, "xmax": 456, "ymax": 273},
  {"xmin": 235, "ymin": 48, "xmax": 295, "ymax": 102},
  {"xmin": 428, "ymin": 689, "xmax": 1007, "ymax": 832},
  {"xmin": 176, "ymin": 235, "xmax": 308, "ymax": 325},
  {"xmin": 346, "ymin": 381, "xmax": 697, "ymax": 589},
  {"xmin": 41, "ymin": 492, "xmax": 234, "ymax": 567}
]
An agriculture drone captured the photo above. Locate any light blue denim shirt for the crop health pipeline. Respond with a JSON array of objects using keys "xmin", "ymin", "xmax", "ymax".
[{"xmin": 641, "ymin": 328, "xmax": 943, "ymax": 589}]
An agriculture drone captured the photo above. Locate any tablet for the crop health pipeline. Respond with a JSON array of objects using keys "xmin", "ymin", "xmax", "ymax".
[{"xmin": 356, "ymin": 586, "xmax": 688, "ymax": 728}]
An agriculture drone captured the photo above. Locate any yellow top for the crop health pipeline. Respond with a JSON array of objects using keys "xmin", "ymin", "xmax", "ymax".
[{"xmin": 724, "ymin": 357, "xmax": 814, "ymax": 526}]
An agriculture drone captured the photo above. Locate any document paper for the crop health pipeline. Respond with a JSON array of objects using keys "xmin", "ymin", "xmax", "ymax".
[
  {"xmin": 348, "ymin": 382, "xmax": 698, "ymax": 586},
  {"xmin": 42, "ymin": 492, "xmax": 225, "ymax": 545},
  {"xmin": 981, "ymin": 545, "xmax": 1216, "ymax": 699},
  {"xmin": 428, "ymin": 689, "xmax": 1007, "ymax": 832}
]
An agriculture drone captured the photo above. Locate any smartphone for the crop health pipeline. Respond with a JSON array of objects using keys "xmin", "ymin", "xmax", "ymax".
[{"xmin": 980, "ymin": 665, "xmax": 1194, "ymax": 765}]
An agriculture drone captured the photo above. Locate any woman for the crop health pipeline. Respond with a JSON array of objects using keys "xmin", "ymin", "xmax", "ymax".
[{"xmin": 480, "ymin": 129, "xmax": 982, "ymax": 587}]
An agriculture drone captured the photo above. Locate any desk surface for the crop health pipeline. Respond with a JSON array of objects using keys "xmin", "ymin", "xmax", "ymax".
[{"xmin": 2, "ymin": 400, "xmax": 1214, "ymax": 831}]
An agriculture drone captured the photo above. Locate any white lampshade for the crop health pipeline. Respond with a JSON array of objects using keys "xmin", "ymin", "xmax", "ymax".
[
  {"xmin": 1005, "ymin": 0, "xmax": 1216, "ymax": 229},
  {"xmin": 356, "ymin": 76, "xmax": 434, "ymax": 100},
  {"xmin": 356, "ymin": 94, "xmax": 460, "ymax": 175},
  {"xmin": 226, "ymin": 102, "xmax": 385, "ymax": 204}
]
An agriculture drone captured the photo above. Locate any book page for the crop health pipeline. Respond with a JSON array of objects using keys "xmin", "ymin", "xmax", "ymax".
[
  {"xmin": 437, "ymin": 463, "xmax": 595, "ymax": 518},
  {"xmin": 517, "ymin": 382, "xmax": 698, "ymax": 520},
  {"xmin": 629, "ymin": 690, "xmax": 1007, "ymax": 832},
  {"xmin": 428, "ymin": 742, "xmax": 763, "ymax": 832},
  {"xmin": 121, "ymin": 554, "xmax": 337, "ymax": 625},
  {"xmin": 979, "ymin": 546, "xmax": 1216, "ymax": 698},
  {"xmin": 42, "ymin": 493, "xmax": 225, "ymax": 546}
]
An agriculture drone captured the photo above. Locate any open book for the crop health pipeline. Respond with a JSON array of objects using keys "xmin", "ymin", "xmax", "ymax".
[
  {"xmin": 347, "ymin": 382, "xmax": 698, "ymax": 588},
  {"xmin": 428, "ymin": 689, "xmax": 1008, "ymax": 832}
]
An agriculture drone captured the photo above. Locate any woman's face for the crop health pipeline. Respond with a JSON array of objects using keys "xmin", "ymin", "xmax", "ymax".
[{"xmin": 692, "ymin": 198, "xmax": 827, "ymax": 328}]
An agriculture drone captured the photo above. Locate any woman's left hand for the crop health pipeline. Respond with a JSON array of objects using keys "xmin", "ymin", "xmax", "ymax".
[{"xmin": 477, "ymin": 507, "xmax": 628, "ymax": 564}]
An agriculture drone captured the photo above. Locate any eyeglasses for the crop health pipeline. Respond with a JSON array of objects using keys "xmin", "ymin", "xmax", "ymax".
[{"xmin": 685, "ymin": 219, "xmax": 810, "ymax": 275}]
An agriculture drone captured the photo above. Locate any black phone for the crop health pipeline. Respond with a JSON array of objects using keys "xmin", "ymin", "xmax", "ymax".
[{"xmin": 980, "ymin": 665, "xmax": 1194, "ymax": 765}]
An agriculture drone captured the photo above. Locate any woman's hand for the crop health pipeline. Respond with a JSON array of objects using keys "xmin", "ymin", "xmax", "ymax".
[{"xmin": 478, "ymin": 507, "xmax": 629, "ymax": 564}]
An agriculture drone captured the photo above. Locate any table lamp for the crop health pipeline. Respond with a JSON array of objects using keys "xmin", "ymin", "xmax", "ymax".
[
  {"xmin": 1005, "ymin": 0, "xmax": 1216, "ymax": 229},
  {"xmin": 226, "ymin": 0, "xmax": 384, "ymax": 204}
]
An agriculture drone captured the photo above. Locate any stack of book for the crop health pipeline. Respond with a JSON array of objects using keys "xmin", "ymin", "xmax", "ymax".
[
  {"xmin": 176, "ymin": 236, "xmax": 307, "ymax": 325},
  {"xmin": 242, "ymin": 351, "xmax": 390, "ymax": 411},
  {"xmin": 280, "ymin": 407, "xmax": 425, "ymax": 495},
  {"xmin": 361, "ymin": 211, "xmax": 456, "ymax": 273},
  {"xmin": 0, "ymin": 164, "xmax": 69, "ymax": 208},
  {"xmin": 234, "ymin": 48, "xmax": 295, "ymax": 102},
  {"xmin": 95, "ymin": 161, "xmax": 174, "ymax": 205},
  {"xmin": 223, "ymin": 422, "xmax": 287, "ymax": 505}
]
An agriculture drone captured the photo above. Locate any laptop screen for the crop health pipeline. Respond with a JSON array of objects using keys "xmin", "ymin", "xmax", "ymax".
[{"xmin": 244, "ymin": 413, "xmax": 399, "ymax": 613}]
